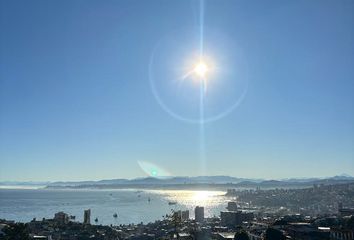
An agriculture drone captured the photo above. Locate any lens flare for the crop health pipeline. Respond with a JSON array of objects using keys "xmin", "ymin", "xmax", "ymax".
[
  {"xmin": 138, "ymin": 161, "xmax": 171, "ymax": 178},
  {"xmin": 149, "ymin": 28, "xmax": 249, "ymax": 124}
]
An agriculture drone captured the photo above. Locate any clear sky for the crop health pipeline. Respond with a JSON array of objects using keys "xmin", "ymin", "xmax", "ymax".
[{"xmin": 1, "ymin": 0, "xmax": 353, "ymax": 181}]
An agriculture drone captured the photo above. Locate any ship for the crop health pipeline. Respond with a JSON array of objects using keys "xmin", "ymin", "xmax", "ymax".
[
  {"xmin": 113, "ymin": 213, "xmax": 118, "ymax": 218},
  {"xmin": 168, "ymin": 201, "xmax": 177, "ymax": 205}
]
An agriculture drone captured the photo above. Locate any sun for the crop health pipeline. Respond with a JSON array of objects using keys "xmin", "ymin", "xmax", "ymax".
[
  {"xmin": 193, "ymin": 62, "xmax": 209, "ymax": 78},
  {"xmin": 181, "ymin": 56, "xmax": 214, "ymax": 89}
]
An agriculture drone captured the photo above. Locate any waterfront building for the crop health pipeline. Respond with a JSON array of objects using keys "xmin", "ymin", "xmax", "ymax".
[
  {"xmin": 195, "ymin": 206, "xmax": 204, "ymax": 222},
  {"xmin": 84, "ymin": 209, "xmax": 91, "ymax": 224},
  {"xmin": 226, "ymin": 189, "xmax": 236, "ymax": 196},
  {"xmin": 54, "ymin": 212, "xmax": 69, "ymax": 224}
]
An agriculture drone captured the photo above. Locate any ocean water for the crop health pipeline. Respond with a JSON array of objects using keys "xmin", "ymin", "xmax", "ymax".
[{"xmin": 0, "ymin": 189, "xmax": 233, "ymax": 225}]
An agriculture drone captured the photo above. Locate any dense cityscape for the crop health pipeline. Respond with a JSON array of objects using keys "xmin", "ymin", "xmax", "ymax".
[{"xmin": 1, "ymin": 182, "xmax": 353, "ymax": 240}]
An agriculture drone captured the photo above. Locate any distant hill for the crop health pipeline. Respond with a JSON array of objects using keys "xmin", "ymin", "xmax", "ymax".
[
  {"xmin": 47, "ymin": 176, "xmax": 251, "ymax": 187},
  {"xmin": 2, "ymin": 175, "xmax": 353, "ymax": 190},
  {"xmin": 0, "ymin": 181, "xmax": 50, "ymax": 186},
  {"xmin": 235, "ymin": 177, "xmax": 354, "ymax": 188},
  {"xmin": 44, "ymin": 175, "xmax": 354, "ymax": 189}
]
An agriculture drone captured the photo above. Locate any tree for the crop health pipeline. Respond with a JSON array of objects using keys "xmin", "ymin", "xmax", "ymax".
[
  {"xmin": 234, "ymin": 230, "xmax": 250, "ymax": 240},
  {"xmin": 163, "ymin": 210, "xmax": 181, "ymax": 239},
  {"xmin": 264, "ymin": 228, "xmax": 286, "ymax": 240},
  {"xmin": 3, "ymin": 223, "xmax": 30, "ymax": 240},
  {"xmin": 347, "ymin": 216, "xmax": 354, "ymax": 230}
]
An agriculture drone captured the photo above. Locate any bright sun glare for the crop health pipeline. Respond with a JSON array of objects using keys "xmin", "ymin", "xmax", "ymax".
[
  {"xmin": 192, "ymin": 191, "xmax": 213, "ymax": 201},
  {"xmin": 193, "ymin": 62, "xmax": 209, "ymax": 78}
]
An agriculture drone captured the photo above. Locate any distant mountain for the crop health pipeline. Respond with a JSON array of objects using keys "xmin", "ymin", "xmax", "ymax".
[
  {"xmin": 2, "ymin": 174, "xmax": 353, "ymax": 189},
  {"xmin": 329, "ymin": 174, "xmax": 354, "ymax": 180},
  {"xmin": 189, "ymin": 176, "xmax": 249, "ymax": 183},
  {"xmin": 49, "ymin": 179, "xmax": 129, "ymax": 187},
  {"xmin": 281, "ymin": 174, "xmax": 354, "ymax": 183},
  {"xmin": 0, "ymin": 181, "xmax": 50, "ymax": 186},
  {"xmin": 235, "ymin": 177, "xmax": 354, "ymax": 188},
  {"xmin": 280, "ymin": 178, "xmax": 322, "ymax": 183},
  {"xmin": 47, "ymin": 176, "xmax": 248, "ymax": 187}
]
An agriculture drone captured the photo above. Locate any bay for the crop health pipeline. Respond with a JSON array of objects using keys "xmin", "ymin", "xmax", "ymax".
[{"xmin": 0, "ymin": 189, "xmax": 232, "ymax": 225}]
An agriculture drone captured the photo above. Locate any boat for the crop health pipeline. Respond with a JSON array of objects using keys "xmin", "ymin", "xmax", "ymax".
[
  {"xmin": 148, "ymin": 197, "xmax": 151, "ymax": 202},
  {"xmin": 168, "ymin": 201, "xmax": 177, "ymax": 205},
  {"xmin": 94, "ymin": 218, "xmax": 98, "ymax": 222},
  {"xmin": 113, "ymin": 213, "xmax": 118, "ymax": 218}
]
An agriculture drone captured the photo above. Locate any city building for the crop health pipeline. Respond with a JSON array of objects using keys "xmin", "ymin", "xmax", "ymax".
[
  {"xmin": 54, "ymin": 212, "xmax": 69, "ymax": 225},
  {"xmin": 216, "ymin": 232, "xmax": 235, "ymax": 240},
  {"xmin": 226, "ymin": 202, "xmax": 238, "ymax": 211},
  {"xmin": 286, "ymin": 222, "xmax": 330, "ymax": 240},
  {"xmin": 84, "ymin": 209, "xmax": 91, "ymax": 224},
  {"xmin": 174, "ymin": 210, "xmax": 189, "ymax": 221},
  {"xmin": 248, "ymin": 230, "xmax": 263, "ymax": 240},
  {"xmin": 179, "ymin": 232, "xmax": 193, "ymax": 240},
  {"xmin": 181, "ymin": 210, "xmax": 189, "ymax": 221},
  {"xmin": 195, "ymin": 206, "xmax": 204, "ymax": 222},
  {"xmin": 225, "ymin": 189, "xmax": 237, "ymax": 196},
  {"xmin": 338, "ymin": 207, "xmax": 354, "ymax": 217},
  {"xmin": 220, "ymin": 211, "xmax": 254, "ymax": 227}
]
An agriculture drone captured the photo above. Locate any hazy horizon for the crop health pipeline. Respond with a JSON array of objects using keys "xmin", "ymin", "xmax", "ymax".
[
  {"xmin": 1, "ymin": 0, "xmax": 353, "ymax": 182},
  {"xmin": 1, "ymin": 173, "xmax": 353, "ymax": 183}
]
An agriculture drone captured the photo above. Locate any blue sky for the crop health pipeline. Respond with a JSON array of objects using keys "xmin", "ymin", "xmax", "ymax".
[{"xmin": 0, "ymin": 0, "xmax": 353, "ymax": 181}]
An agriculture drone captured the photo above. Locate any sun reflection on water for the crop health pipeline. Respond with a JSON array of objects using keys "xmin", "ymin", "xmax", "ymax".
[{"xmin": 146, "ymin": 190, "xmax": 227, "ymax": 218}]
